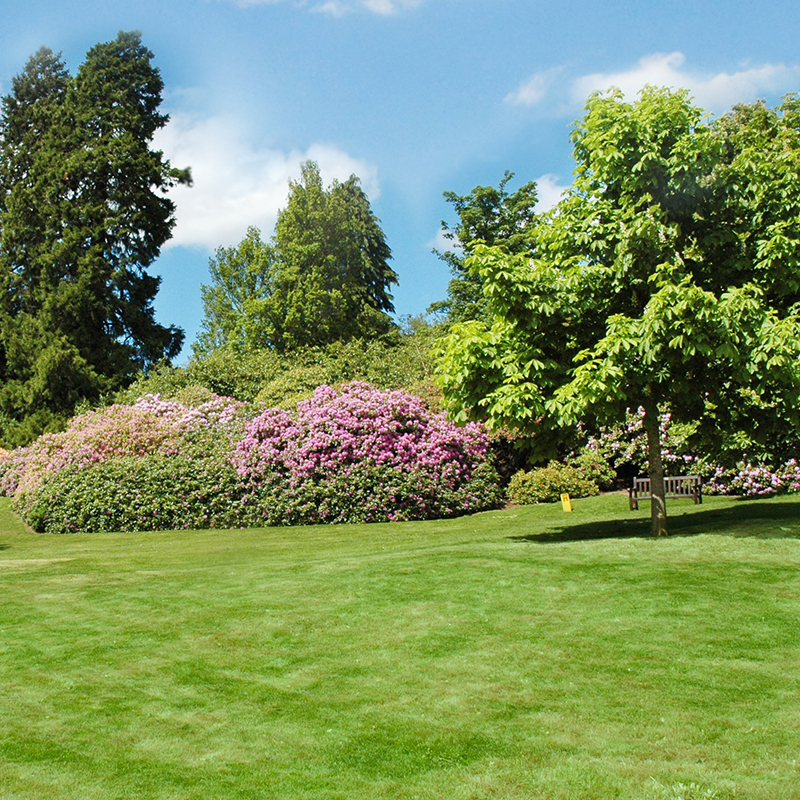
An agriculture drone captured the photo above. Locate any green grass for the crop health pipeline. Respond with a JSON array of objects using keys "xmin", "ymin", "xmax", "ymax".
[{"xmin": 1, "ymin": 492, "xmax": 800, "ymax": 799}]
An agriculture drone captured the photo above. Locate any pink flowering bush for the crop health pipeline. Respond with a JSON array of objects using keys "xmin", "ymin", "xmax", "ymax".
[
  {"xmin": 703, "ymin": 459, "xmax": 800, "ymax": 497},
  {"xmin": 582, "ymin": 407, "xmax": 698, "ymax": 474},
  {"xmin": 234, "ymin": 382, "xmax": 502, "ymax": 525},
  {"xmin": 579, "ymin": 406, "xmax": 800, "ymax": 497},
  {"xmin": 8, "ymin": 390, "xmax": 246, "ymax": 526},
  {"xmin": 9, "ymin": 382, "xmax": 500, "ymax": 532}
]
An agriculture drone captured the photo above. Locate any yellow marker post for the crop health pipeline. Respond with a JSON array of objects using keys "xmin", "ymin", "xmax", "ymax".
[{"xmin": 561, "ymin": 493, "xmax": 573, "ymax": 512}]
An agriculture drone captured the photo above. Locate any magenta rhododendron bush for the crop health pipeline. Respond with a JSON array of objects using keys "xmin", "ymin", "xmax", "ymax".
[
  {"xmin": 2, "ymin": 383, "xmax": 502, "ymax": 533},
  {"xmin": 233, "ymin": 383, "xmax": 501, "ymax": 524},
  {"xmin": 235, "ymin": 382, "xmax": 488, "ymax": 482}
]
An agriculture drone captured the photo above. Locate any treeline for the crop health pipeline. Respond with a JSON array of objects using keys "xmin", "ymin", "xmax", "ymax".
[{"xmin": 4, "ymin": 32, "xmax": 800, "ymax": 537}]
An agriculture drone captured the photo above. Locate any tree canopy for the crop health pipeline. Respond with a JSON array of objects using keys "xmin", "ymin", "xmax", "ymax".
[
  {"xmin": 430, "ymin": 171, "xmax": 538, "ymax": 323},
  {"xmin": 196, "ymin": 161, "xmax": 398, "ymax": 355},
  {"xmin": 0, "ymin": 32, "xmax": 190, "ymax": 445},
  {"xmin": 194, "ymin": 226, "xmax": 278, "ymax": 355},
  {"xmin": 438, "ymin": 87, "xmax": 800, "ymax": 536}
]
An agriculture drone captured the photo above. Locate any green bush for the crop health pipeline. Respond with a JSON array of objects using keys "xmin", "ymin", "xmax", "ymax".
[
  {"xmin": 23, "ymin": 447, "xmax": 255, "ymax": 534},
  {"xmin": 113, "ymin": 326, "xmax": 445, "ymax": 409},
  {"xmin": 244, "ymin": 461, "xmax": 503, "ymax": 527},
  {"xmin": 507, "ymin": 462, "xmax": 599, "ymax": 505},
  {"xmin": 567, "ymin": 450, "xmax": 616, "ymax": 490}
]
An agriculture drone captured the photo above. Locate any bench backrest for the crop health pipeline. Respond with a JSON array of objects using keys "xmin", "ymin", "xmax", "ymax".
[{"xmin": 633, "ymin": 476, "xmax": 701, "ymax": 495}]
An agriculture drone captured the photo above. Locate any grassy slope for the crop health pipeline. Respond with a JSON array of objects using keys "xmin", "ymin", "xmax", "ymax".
[{"xmin": 1, "ymin": 492, "xmax": 799, "ymax": 800}]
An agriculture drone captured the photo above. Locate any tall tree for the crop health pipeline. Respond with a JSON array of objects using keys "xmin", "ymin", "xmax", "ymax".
[
  {"xmin": 271, "ymin": 161, "xmax": 397, "ymax": 351},
  {"xmin": 430, "ymin": 172, "xmax": 538, "ymax": 322},
  {"xmin": 438, "ymin": 87, "xmax": 800, "ymax": 536},
  {"xmin": 0, "ymin": 47, "xmax": 70, "ymax": 352},
  {"xmin": 197, "ymin": 161, "xmax": 397, "ymax": 354},
  {"xmin": 194, "ymin": 226, "xmax": 278, "ymax": 356},
  {"xmin": 0, "ymin": 32, "xmax": 189, "ymax": 445}
]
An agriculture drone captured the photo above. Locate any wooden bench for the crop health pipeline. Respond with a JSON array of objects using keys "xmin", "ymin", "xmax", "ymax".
[{"xmin": 629, "ymin": 475, "xmax": 702, "ymax": 510}]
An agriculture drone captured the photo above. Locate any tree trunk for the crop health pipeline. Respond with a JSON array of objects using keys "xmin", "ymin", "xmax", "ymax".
[{"xmin": 643, "ymin": 392, "xmax": 669, "ymax": 537}]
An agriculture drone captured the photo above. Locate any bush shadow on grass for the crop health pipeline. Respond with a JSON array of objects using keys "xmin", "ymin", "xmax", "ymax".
[{"xmin": 509, "ymin": 498, "xmax": 800, "ymax": 544}]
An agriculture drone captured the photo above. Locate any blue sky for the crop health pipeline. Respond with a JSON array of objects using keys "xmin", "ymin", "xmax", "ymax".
[{"xmin": 3, "ymin": 0, "xmax": 800, "ymax": 359}]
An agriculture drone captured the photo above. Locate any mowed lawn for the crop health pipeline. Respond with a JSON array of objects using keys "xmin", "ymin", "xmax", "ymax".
[{"xmin": 1, "ymin": 493, "xmax": 799, "ymax": 800}]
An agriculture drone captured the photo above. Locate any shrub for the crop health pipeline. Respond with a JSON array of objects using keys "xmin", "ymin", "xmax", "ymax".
[
  {"xmin": 507, "ymin": 463, "xmax": 599, "ymax": 505},
  {"xmin": 703, "ymin": 459, "xmax": 800, "ymax": 497},
  {"xmin": 567, "ymin": 450, "xmax": 616, "ymax": 490},
  {"xmin": 25, "ymin": 447, "xmax": 253, "ymax": 534},
  {"xmin": 7, "ymin": 392, "xmax": 246, "ymax": 526},
  {"xmin": 11, "ymin": 382, "xmax": 501, "ymax": 532},
  {"xmin": 582, "ymin": 407, "xmax": 697, "ymax": 474},
  {"xmin": 234, "ymin": 382, "xmax": 502, "ymax": 525}
]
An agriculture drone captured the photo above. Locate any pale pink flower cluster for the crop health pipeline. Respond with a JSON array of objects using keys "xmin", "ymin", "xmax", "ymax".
[
  {"xmin": 583, "ymin": 406, "xmax": 696, "ymax": 471},
  {"xmin": 705, "ymin": 459, "xmax": 800, "ymax": 496},
  {"xmin": 4, "ymin": 393, "xmax": 243, "ymax": 499}
]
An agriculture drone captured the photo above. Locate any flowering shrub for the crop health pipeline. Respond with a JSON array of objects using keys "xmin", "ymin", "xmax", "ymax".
[
  {"xmin": 4, "ymin": 392, "xmax": 241, "ymax": 493},
  {"xmin": 582, "ymin": 407, "xmax": 697, "ymax": 474},
  {"xmin": 7, "ymin": 391, "xmax": 246, "ymax": 525},
  {"xmin": 234, "ymin": 382, "xmax": 502, "ymax": 525},
  {"xmin": 507, "ymin": 463, "xmax": 599, "ymax": 505},
  {"xmin": 23, "ymin": 448, "xmax": 252, "ymax": 534},
  {"xmin": 578, "ymin": 406, "xmax": 800, "ymax": 497},
  {"xmin": 9, "ymin": 382, "xmax": 501, "ymax": 532},
  {"xmin": 703, "ymin": 459, "xmax": 800, "ymax": 497}
]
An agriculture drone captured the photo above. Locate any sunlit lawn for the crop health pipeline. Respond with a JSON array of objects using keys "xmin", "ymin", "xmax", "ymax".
[{"xmin": 1, "ymin": 492, "xmax": 799, "ymax": 799}]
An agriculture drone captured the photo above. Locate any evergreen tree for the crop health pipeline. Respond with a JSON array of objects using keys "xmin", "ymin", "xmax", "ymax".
[
  {"xmin": 271, "ymin": 161, "xmax": 397, "ymax": 351},
  {"xmin": 0, "ymin": 33, "xmax": 189, "ymax": 445},
  {"xmin": 197, "ymin": 161, "xmax": 397, "ymax": 354}
]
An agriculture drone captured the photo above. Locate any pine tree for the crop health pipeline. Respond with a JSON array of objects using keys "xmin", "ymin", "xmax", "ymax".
[
  {"xmin": 196, "ymin": 161, "xmax": 397, "ymax": 354},
  {"xmin": 270, "ymin": 161, "xmax": 397, "ymax": 351},
  {"xmin": 0, "ymin": 33, "xmax": 189, "ymax": 445}
]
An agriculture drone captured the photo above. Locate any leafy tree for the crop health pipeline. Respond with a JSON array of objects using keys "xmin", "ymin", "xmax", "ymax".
[
  {"xmin": 0, "ymin": 32, "xmax": 190, "ymax": 445},
  {"xmin": 430, "ymin": 171, "xmax": 538, "ymax": 322},
  {"xmin": 194, "ymin": 226, "xmax": 278, "ymax": 355},
  {"xmin": 438, "ymin": 87, "xmax": 800, "ymax": 536},
  {"xmin": 197, "ymin": 161, "xmax": 397, "ymax": 354}
]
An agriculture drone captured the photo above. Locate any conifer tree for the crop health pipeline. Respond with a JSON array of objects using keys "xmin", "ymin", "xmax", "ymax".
[
  {"xmin": 197, "ymin": 161, "xmax": 397, "ymax": 354},
  {"xmin": 0, "ymin": 33, "xmax": 189, "ymax": 445}
]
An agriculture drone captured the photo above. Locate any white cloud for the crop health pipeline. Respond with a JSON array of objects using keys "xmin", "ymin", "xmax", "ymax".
[
  {"xmin": 361, "ymin": 0, "xmax": 422, "ymax": 14},
  {"xmin": 505, "ymin": 68, "xmax": 562, "ymax": 107},
  {"xmin": 534, "ymin": 174, "xmax": 569, "ymax": 213},
  {"xmin": 571, "ymin": 52, "xmax": 800, "ymax": 111},
  {"xmin": 508, "ymin": 53, "xmax": 800, "ymax": 113},
  {"xmin": 312, "ymin": 0, "xmax": 349, "ymax": 14},
  {"xmin": 154, "ymin": 113, "xmax": 380, "ymax": 250},
  {"xmin": 427, "ymin": 226, "xmax": 458, "ymax": 253}
]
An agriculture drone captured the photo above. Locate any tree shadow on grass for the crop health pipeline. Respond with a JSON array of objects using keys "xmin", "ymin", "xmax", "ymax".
[{"xmin": 509, "ymin": 499, "xmax": 800, "ymax": 544}]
